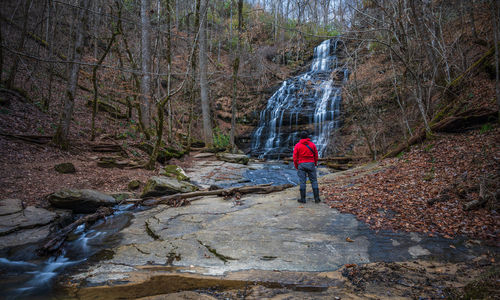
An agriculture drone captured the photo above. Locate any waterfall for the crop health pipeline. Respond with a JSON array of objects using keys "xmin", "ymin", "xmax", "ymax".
[{"xmin": 250, "ymin": 38, "xmax": 347, "ymax": 159}]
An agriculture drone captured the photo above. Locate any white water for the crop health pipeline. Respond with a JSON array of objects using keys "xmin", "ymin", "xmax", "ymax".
[
  {"xmin": 0, "ymin": 206, "xmax": 135, "ymax": 299},
  {"xmin": 250, "ymin": 38, "xmax": 347, "ymax": 159}
]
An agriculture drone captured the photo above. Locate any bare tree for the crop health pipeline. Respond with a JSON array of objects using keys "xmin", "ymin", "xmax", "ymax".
[
  {"xmin": 199, "ymin": 0, "xmax": 213, "ymax": 147},
  {"xmin": 140, "ymin": 0, "xmax": 152, "ymax": 130},
  {"xmin": 230, "ymin": 0, "xmax": 243, "ymax": 152},
  {"xmin": 52, "ymin": 0, "xmax": 92, "ymax": 149},
  {"xmin": 6, "ymin": 0, "xmax": 32, "ymax": 89}
]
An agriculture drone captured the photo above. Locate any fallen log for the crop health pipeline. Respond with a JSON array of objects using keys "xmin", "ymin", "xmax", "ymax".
[
  {"xmin": 91, "ymin": 143, "xmax": 124, "ymax": 153},
  {"xmin": 0, "ymin": 131, "xmax": 52, "ymax": 144},
  {"xmin": 37, "ymin": 207, "xmax": 114, "ymax": 256},
  {"xmin": 325, "ymin": 162, "xmax": 352, "ymax": 171},
  {"xmin": 385, "ymin": 108, "xmax": 498, "ymax": 158},
  {"xmin": 134, "ymin": 183, "xmax": 294, "ymax": 206}
]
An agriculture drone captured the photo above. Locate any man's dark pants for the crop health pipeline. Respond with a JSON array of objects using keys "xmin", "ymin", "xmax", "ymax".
[{"xmin": 297, "ymin": 162, "xmax": 320, "ymax": 202}]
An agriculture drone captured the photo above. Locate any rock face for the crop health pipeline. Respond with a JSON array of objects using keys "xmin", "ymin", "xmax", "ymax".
[
  {"xmin": 0, "ymin": 198, "xmax": 23, "ymax": 216},
  {"xmin": 0, "ymin": 199, "xmax": 59, "ymax": 250},
  {"xmin": 216, "ymin": 153, "xmax": 249, "ymax": 165},
  {"xmin": 161, "ymin": 165, "xmax": 189, "ymax": 181},
  {"xmin": 54, "ymin": 162, "xmax": 76, "ymax": 174},
  {"xmin": 141, "ymin": 176, "xmax": 198, "ymax": 198},
  {"xmin": 47, "ymin": 189, "xmax": 117, "ymax": 213}
]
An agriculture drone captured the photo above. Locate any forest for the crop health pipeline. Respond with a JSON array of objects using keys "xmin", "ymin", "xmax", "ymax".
[{"xmin": 0, "ymin": 0, "xmax": 499, "ymax": 299}]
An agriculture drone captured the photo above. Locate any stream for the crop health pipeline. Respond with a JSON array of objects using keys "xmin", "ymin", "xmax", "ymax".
[
  {"xmin": 0, "ymin": 162, "xmax": 318, "ymax": 299},
  {"xmin": 0, "ymin": 203, "xmax": 138, "ymax": 299}
]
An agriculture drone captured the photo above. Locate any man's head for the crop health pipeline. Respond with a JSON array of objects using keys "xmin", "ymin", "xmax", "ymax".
[{"xmin": 299, "ymin": 131, "xmax": 309, "ymax": 139}]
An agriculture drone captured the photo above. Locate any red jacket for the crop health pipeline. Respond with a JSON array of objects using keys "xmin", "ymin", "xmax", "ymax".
[{"xmin": 293, "ymin": 138, "xmax": 318, "ymax": 169}]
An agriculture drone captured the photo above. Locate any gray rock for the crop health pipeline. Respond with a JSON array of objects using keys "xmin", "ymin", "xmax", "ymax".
[
  {"xmin": 193, "ymin": 152, "xmax": 215, "ymax": 158},
  {"xmin": 141, "ymin": 176, "xmax": 199, "ymax": 198},
  {"xmin": 161, "ymin": 165, "xmax": 190, "ymax": 181},
  {"xmin": 54, "ymin": 162, "xmax": 76, "ymax": 174},
  {"xmin": 216, "ymin": 153, "xmax": 249, "ymax": 165},
  {"xmin": 47, "ymin": 189, "xmax": 117, "ymax": 213},
  {"xmin": 0, "ymin": 224, "xmax": 52, "ymax": 250},
  {"xmin": 0, "ymin": 206, "xmax": 57, "ymax": 235},
  {"xmin": 0, "ymin": 198, "xmax": 23, "ymax": 216}
]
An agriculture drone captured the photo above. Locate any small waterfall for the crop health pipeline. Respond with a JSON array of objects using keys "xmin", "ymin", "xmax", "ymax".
[{"xmin": 250, "ymin": 38, "xmax": 347, "ymax": 159}]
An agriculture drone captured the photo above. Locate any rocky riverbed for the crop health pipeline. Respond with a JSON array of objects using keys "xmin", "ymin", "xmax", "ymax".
[{"xmin": 1, "ymin": 159, "xmax": 498, "ymax": 299}]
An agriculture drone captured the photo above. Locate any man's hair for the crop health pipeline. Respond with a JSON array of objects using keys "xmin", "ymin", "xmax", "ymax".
[{"xmin": 299, "ymin": 131, "xmax": 309, "ymax": 139}]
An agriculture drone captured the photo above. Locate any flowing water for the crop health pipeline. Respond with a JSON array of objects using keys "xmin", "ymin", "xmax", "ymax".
[
  {"xmin": 250, "ymin": 38, "xmax": 348, "ymax": 159},
  {"xmin": 0, "ymin": 204, "xmax": 136, "ymax": 299}
]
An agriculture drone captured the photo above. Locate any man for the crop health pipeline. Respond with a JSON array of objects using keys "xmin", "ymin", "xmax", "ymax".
[{"xmin": 293, "ymin": 131, "xmax": 320, "ymax": 203}]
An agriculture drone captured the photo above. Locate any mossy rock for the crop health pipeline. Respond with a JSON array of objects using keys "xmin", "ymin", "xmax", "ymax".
[
  {"xmin": 161, "ymin": 165, "xmax": 189, "ymax": 181},
  {"xmin": 133, "ymin": 143, "xmax": 185, "ymax": 164},
  {"xmin": 111, "ymin": 192, "xmax": 134, "ymax": 202},
  {"xmin": 47, "ymin": 189, "xmax": 116, "ymax": 213},
  {"xmin": 216, "ymin": 153, "xmax": 249, "ymax": 165},
  {"xmin": 132, "ymin": 142, "xmax": 154, "ymax": 155},
  {"xmin": 141, "ymin": 176, "xmax": 198, "ymax": 198},
  {"xmin": 54, "ymin": 162, "xmax": 76, "ymax": 174},
  {"xmin": 128, "ymin": 180, "xmax": 141, "ymax": 191},
  {"xmin": 191, "ymin": 140, "xmax": 205, "ymax": 148},
  {"xmin": 97, "ymin": 156, "xmax": 130, "ymax": 169}
]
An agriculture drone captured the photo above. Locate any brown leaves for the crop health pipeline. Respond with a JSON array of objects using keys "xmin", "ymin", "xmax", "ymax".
[{"xmin": 324, "ymin": 129, "xmax": 500, "ymax": 241}]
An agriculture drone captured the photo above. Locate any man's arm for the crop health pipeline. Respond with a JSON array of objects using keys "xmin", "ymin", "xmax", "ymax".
[
  {"xmin": 314, "ymin": 144, "xmax": 318, "ymax": 166},
  {"xmin": 293, "ymin": 145, "xmax": 299, "ymax": 169}
]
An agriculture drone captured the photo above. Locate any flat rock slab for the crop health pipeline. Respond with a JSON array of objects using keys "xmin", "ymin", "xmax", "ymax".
[
  {"xmin": 192, "ymin": 153, "xmax": 215, "ymax": 159},
  {"xmin": 0, "ymin": 206, "xmax": 56, "ymax": 236},
  {"xmin": 0, "ymin": 199, "xmax": 23, "ymax": 216},
  {"xmin": 48, "ymin": 189, "xmax": 117, "ymax": 213},
  {"xmin": 70, "ymin": 169, "xmax": 487, "ymax": 287},
  {"xmin": 185, "ymin": 161, "xmax": 249, "ymax": 189}
]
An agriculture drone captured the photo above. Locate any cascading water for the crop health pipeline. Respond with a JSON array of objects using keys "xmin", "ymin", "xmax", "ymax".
[
  {"xmin": 250, "ymin": 38, "xmax": 348, "ymax": 159},
  {"xmin": 0, "ymin": 204, "xmax": 135, "ymax": 299}
]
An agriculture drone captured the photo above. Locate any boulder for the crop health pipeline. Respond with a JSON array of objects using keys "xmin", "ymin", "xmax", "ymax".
[
  {"xmin": 161, "ymin": 165, "xmax": 189, "ymax": 181},
  {"xmin": 47, "ymin": 189, "xmax": 117, "ymax": 213},
  {"xmin": 97, "ymin": 156, "xmax": 132, "ymax": 169},
  {"xmin": 0, "ymin": 205, "xmax": 57, "ymax": 236},
  {"xmin": 193, "ymin": 152, "xmax": 215, "ymax": 159},
  {"xmin": 54, "ymin": 162, "xmax": 76, "ymax": 174},
  {"xmin": 0, "ymin": 198, "xmax": 23, "ymax": 216},
  {"xmin": 141, "ymin": 176, "xmax": 198, "ymax": 198},
  {"xmin": 216, "ymin": 153, "xmax": 249, "ymax": 165},
  {"xmin": 133, "ymin": 143, "xmax": 186, "ymax": 164},
  {"xmin": 128, "ymin": 180, "xmax": 141, "ymax": 191},
  {"xmin": 0, "ymin": 224, "xmax": 52, "ymax": 250}
]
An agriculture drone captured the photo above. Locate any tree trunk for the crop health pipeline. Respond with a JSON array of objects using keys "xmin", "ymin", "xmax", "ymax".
[
  {"xmin": 118, "ymin": 5, "xmax": 150, "ymax": 140},
  {"xmin": 230, "ymin": 0, "xmax": 243, "ymax": 152},
  {"xmin": 140, "ymin": 0, "xmax": 152, "ymax": 130},
  {"xmin": 6, "ymin": 0, "xmax": 32, "ymax": 89},
  {"xmin": 138, "ymin": 183, "xmax": 294, "ymax": 206},
  {"xmin": 0, "ymin": 12, "xmax": 3, "ymax": 82},
  {"xmin": 186, "ymin": 0, "xmax": 201, "ymax": 150},
  {"xmin": 52, "ymin": 0, "xmax": 92, "ymax": 149},
  {"xmin": 493, "ymin": 0, "xmax": 500, "ymax": 115},
  {"xmin": 91, "ymin": 26, "xmax": 118, "ymax": 141},
  {"xmin": 199, "ymin": 0, "xmax": 213, "ymax": 147},
  {"xmin": 146, "ymin": 0, "xmax": 173, "ymax": 170}
]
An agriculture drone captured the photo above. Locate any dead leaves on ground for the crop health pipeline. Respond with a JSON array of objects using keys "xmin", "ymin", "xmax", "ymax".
[{"xmin": 324, "ymin": 129, "xmax": 499, "ymax": 241}]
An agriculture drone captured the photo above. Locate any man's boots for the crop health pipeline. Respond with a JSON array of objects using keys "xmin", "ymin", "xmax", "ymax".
[
  {"xmin": 298, "ymin": 188, "xmax": 306, "ymax": 203},
  {"xmin": 313, "ymin": 188, "xmax": 321, "ymax": 203}
]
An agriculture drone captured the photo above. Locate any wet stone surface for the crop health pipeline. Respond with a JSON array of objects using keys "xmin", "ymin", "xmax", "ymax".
[{"xmin": 67, "ymin": 168, "xmax": 489, "ymax": 290}]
